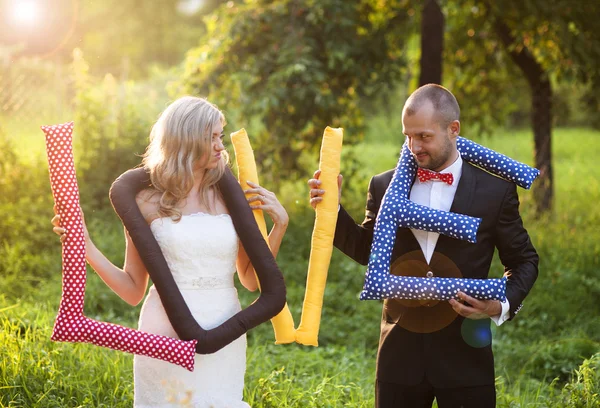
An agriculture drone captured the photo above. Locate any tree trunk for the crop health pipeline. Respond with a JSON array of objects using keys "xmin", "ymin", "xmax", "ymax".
[
  {"xmin": 531, "ymin": 80, "xmax": 553, "ymax": 212},
  {"xmin": 419, "ymin": 0, "xmax": 444, "ymax": 86},
  {"xmin": 494, "ymin": 18, "xmax": 553, "ymax": 213}
]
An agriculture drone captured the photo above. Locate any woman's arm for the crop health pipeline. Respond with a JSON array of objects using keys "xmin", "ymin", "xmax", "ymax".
[
  {"xmin": 235, "ymin": 182, "xmax": 289, "ymax": 292},
  {"xmin": 84, "ymin": 227, "xmax": 150, "ymax": 306},
  {"xmin": 52, "ymin": 198, "xmax": 152, "ymax": 306}
]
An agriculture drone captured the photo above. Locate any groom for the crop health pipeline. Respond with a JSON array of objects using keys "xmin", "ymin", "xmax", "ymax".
[{"xmin": 308, "ymin": 84, "xmax": 538, "ymax": 407}]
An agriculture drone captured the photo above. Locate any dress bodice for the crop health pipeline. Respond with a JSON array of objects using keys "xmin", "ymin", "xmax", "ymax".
[{"xmin": 150, "ymin": 212, "xmax": 239, "ymax": 290}]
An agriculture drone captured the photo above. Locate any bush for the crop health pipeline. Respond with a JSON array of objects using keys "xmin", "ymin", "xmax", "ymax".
[
  {"xmin": 559, "ymin": 353, "xmax": 600, "ymax": 407},
  {"xmin": 71, "ymin": 49, "xmax": 165, "ymax": 211}
]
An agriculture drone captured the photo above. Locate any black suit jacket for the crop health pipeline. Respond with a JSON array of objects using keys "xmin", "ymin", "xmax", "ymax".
[{"xmin": 334, "ymin": 161, "xmax": 538, "ymax": 388}]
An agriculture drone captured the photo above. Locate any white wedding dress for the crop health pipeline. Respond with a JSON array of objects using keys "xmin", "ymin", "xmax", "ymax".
[{"xmin": 134, "ymin": 212, "xmax": 250, "ymax": 408}]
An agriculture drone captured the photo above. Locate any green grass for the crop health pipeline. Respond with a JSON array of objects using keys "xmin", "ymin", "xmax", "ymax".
[
  {"xmin": 1, "ymin": 127, "xmax": 599, "ymax": 407},
  {"xmin": 0, "ymin": 111, "xmax": 72, "ymax": 164},
  {"xmin": 0, "ymin": 297, "xmax": 134, "ymax": 407}
]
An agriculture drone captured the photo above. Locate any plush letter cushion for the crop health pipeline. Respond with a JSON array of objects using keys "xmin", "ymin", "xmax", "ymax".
[
  {"xmin": 381, "ymin": 275, "xmax": 506, "ymax": 301},
  {"xmin": 43, "ymin": 122, "xmax": 197, "ymax": 371},
  {"xmin": 360, "ymin": 137, "xmax": 539, "ymax": 301},
  {"xmin": 110, "ymin": 169, "xmax": 286, "ymax": 354},
  {"xmin": 230, "ymin": 128, "xmax": 296, "ymax": 344},
  {"xmin": 295, "ymin": 127, "xmax": 343, "ymax": 346}
]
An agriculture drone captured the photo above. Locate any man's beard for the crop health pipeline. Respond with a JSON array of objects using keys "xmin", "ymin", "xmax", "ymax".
[{"xmin": 423, "ymin": 137, "xmax": 454, "ymax": 171}]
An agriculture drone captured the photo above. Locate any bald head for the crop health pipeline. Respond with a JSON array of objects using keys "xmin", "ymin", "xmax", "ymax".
[{"xmin": 403, "ymin": 84, "xmax": 460, "ymax": 129}]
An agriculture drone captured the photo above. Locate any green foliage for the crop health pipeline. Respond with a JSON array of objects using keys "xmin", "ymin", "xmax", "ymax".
[
  {"xmin": 0, "ymin": 55, "xmax": 72, "ymax": 163},
  {"xmin": 496, "ymin": 354, "xmax": 600, "ymax": 407},
  {"xmin": 0, "ymin": 139, "xmax": 51, "ymax": 248},
  {"xmin": 443, "ymin": 1, "xmax": 528, "ymax": 134},
  {"xmin": 244, "ymin": 346, "xmax": 375, "ymax": 407},
  {"xmin": 559, "ymin": 353, "xmax": 600, "ymax": 407},
  {"xmin": 76, "ymin": 0, "xmax": 210, "ymax": 78},
  {"xmin": 489, "ymin": 0, "xmax": 600, "ymax": 128},
  {"xmin": 524, "ymin": 339, "xmax": 600, "ymax": 383},
  {"xmin": 444, "ymin": 1, "xmax": 600, "ymax": 132},
  {"xmin": 71, "ymin": 49, "xmax": 161, "ymax": 210},
  {"xmin": 179, "ymin": 0, "xmax": 413, "ymax": 184},
  {"xmin": 0, "ymin": 135, "xmax": 59, "ymax": 301}
]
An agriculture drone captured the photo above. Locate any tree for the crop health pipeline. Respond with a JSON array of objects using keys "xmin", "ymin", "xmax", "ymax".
[
  {"xmin": 491, "ymin": 15, "xmax": 553, "ymax": 213},
  {"xmin": 444, "ymin": 1, "xmax": 600, "ymax": 213},
  {"xmin": 179, "ymin": 0, "xmax": 414, "ymax": 183},
  {"xmin": 492, "ymin": 1, "xmax": 600, "ymax": 212},
  {"xmin": 179, "ymin": 0, "xmax": 600, "ymax": 211},
  {"xmin": 419, "ymin": 0, "xmax": 444, "ymax": 85}
]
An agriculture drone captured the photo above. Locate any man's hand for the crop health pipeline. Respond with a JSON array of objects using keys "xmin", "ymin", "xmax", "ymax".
[
  {"xmin": 449, "ymin": 291, "xmax": 502, "ymax": 320},
  {"xmin": 307, "ymin": 169, "xmax": 343, "ymax": 209}
]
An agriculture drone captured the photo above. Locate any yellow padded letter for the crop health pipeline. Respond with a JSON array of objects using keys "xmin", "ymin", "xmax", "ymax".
[
  {"xmin": 295, "ymin": 126, "xmax": 343, "ymax": 346},
  {"xmin": 230, "ymin": 128, "xmax": 296, "ymax": 344}
]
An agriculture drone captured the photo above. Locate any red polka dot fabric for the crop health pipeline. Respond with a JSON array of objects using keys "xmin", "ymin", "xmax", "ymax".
[
  {"xmin": 42, "ymin": 122, "xmax": 197, "ymax": 371},
  {"xmin": 416, "ymin": 168, "xmax": 454, "ymax": 185}
]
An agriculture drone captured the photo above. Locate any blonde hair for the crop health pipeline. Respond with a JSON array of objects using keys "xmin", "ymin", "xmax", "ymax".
[{"xmin": 141, "ymin": 96, "xmax": 229, "ymax": 221}]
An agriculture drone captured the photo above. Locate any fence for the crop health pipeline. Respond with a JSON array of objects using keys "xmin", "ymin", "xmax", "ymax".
[{"xmin": 0, "ymin": 55, "xmax": 74, "ymax": 160}]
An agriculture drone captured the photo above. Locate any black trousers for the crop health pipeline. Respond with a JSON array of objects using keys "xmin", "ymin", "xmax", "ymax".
[{"xmin": 375, "ymin": 379, "xmax": 496, "ymax": 408}]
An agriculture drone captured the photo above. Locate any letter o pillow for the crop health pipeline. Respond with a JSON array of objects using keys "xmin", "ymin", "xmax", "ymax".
[{"xmin": 109, "ymin": 165, "xmax": 287, "ymax": 354}]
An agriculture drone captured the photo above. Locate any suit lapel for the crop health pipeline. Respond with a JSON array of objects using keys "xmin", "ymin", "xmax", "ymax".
[
  {"xmin": 393, "ymin": 227, "xmax": 423, "ymax": 261},
  {"xmin": 435, "ymin": 161, "xmax": 477, "ymax": 256},
  {"xmin": 449, "ymin": 161, "xmax": 477, "ymax": 215}
]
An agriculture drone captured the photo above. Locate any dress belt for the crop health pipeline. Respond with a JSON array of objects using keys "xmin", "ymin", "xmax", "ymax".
[{"xmin": 174, "ymin": 275, "xmax": 235, "ymax": 290}]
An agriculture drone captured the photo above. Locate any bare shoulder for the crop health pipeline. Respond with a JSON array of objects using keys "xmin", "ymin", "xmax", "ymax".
[{"xmin": 135, "ymin": 189, "xmax": 161, "ymax": 223}]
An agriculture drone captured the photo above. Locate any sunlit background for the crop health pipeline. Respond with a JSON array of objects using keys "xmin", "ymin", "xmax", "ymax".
[
  {"xmin": 0, "ymin": 0, "xmax": 213, "ymax": 160},
  {"xmin": 8, "ymin": 0, "xmax": 41, "ymax": 26},
  {"xmin": 1, "ymin": 1, "xmax": 599, "ymax": 407},
  {"xmin": 1, "ymin": 0, "xmax": 77, "ymax": 58}
]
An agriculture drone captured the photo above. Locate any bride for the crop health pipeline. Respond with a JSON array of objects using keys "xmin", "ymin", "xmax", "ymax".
[{"xmin": 52, "ymin": 96, "xmax": 289, "ymax": 407}]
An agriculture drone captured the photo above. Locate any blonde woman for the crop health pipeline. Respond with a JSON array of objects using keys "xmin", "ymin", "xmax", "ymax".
[{"xmin": 52, "ymin": 96, "xmax": 289, "ymax": 407}]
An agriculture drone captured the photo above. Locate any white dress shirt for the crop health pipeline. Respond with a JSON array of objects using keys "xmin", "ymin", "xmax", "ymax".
[{"xmin": 409, "ymin": 155, "xmax": 510, "ymax": 326}]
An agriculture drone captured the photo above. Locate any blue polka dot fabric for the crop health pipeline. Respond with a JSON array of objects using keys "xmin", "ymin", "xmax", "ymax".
[
  {"xmin": 456, "ymin": 137, "xmax": 540, "ymax": 189},
  {"xmin": 359, "ymin": 138, "xmax": 539, "ymax": 301},
  {"xmin": 386, "ymin": 275, "xmax": 507, "ymax": 301}
]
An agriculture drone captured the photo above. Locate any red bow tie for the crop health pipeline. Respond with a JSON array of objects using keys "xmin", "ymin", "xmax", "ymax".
[{"xmin": 417, "ymin": 168, "xmax": 454, "ymax": 185}]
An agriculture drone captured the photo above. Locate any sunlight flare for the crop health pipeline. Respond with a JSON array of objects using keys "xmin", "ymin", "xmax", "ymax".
[{"xmin": 9, "ymin": 0, "xmax": 40, "ymax": 26}]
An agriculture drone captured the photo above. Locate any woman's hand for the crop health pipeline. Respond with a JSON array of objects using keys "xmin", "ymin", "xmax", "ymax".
[
  {"xmin": 244, "ymin": 181, "xmax": 289, "ymax": 227},
  {"xmin": 237, "ymin": 181, "xmax": 289, "ymax": 292},
  {"xmin": 51, "ymin": 204, "xmax": 91, "ymax": 246}
]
